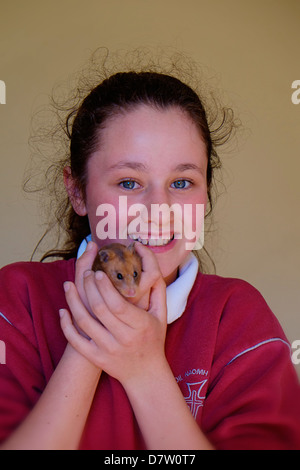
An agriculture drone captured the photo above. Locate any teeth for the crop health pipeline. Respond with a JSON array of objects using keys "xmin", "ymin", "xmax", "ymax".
[{"xmin": 128, "ymin": 234, "xmax": 174, "ymax": 247}]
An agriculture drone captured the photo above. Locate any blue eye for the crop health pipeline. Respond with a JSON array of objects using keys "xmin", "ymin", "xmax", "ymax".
[
  {"xmin": 120, "ymin": 180, "xmax": 139, "ymax": 190},
  {"xmin": 171, "ymin": 180, "xmax": 191, "ymax": 189}
]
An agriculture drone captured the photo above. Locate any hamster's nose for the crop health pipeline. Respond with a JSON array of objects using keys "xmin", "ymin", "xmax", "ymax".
[{"xmin": 124, "ymin": 288, "xmax": 137, "ymax": 298}]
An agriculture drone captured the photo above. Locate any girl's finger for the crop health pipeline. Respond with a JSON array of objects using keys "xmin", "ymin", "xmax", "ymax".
[
  {"xmin": 83, "ymin": 270, "xmax": 132, "ymax": 336},
  {"xmin": 59, "ymin": 308, "xmax": 104, "ymax": 369},
  {"xmin": 59, "ymin": 308, "xmax": 91, "ymax": 351},
  {"xmin": 74, "ymin": 241, "xmax": 99, "ymax": 309},
  {"xmin": 130, "ymin": 242, "xmax": 166, "ymax": 311},
  {"xmin": 134, "ymin": 242, "xmax": 162, "ymax": 286},
  {"xmin": 63, "ymin": 280, "xmax": 106, "ymax": 341},
  {"xmin": 93, "ymin": 271, "xmax": 144, "ymax": 330},
  {"xmin": 148, "ymin": 277, "xmax": 167, "ymax": 324}
]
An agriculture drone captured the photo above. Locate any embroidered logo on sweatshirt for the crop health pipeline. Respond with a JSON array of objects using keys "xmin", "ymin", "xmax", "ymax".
[
  {"xmin": 183, "ymin": 380, "xmax": 207, "ymax": 418},
  {"xmin": 175, "ymin": 367, "xmax": 209, "ymax": 418}
]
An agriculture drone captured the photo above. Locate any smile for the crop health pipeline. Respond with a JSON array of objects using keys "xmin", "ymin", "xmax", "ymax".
[{"xmin": 128, "ymin": 233, "xmax": 175, "ymax": 247}]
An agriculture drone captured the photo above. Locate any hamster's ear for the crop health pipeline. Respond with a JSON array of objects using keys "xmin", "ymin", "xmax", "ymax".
[
  {"xmin": 63, "ymin": 166, "xmax": 87, "ymax": 216},
  {"xmin": 99, "ymin": 249, "xmax": 115, "ymax": 263}
]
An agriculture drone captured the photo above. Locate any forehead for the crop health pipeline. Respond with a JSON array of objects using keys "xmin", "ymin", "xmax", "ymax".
[{"xmin": 89, "ymin": 104, "xmax": 207, "ymax": 172}]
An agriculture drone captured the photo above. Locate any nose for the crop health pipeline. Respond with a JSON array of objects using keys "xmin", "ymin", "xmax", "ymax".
[
  {"xmin": 144, "ymin": 186, "xmax": 168, "ymax": 216},
  {"xmin": 147, "ymin": 183, "xmax": 171, "ymax": 205},
  {"xmin": 141, "ymin": 187, "xmax": 177, "ymax": 235},
  {"xmin": 124, "ymin": 287, "xmax": 137, "ymax": 298}
]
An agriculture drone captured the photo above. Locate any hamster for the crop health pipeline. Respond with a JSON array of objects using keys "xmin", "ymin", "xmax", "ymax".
[{"xmin": 92, "ymin": 243, "xmax": 142, "ymax": 298}]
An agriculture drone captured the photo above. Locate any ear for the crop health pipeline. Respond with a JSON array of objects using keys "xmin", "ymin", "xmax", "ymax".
[
  {"xmin": 63, "ymin": 166, "xmax": 87, "ymax": 216},
  {"xmin": 99, "ymin": 249, "xmax": 115, "ymax": 263}
]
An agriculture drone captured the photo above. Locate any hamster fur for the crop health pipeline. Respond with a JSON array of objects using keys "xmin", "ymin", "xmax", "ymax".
[{"xmin": 92, "ymin": 243, "xmax": 142, "ymax": 298}]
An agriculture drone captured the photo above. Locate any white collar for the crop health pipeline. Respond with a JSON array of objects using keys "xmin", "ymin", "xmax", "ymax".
[{"xmin": 77, "ymin": 236, "xmax": 199, "ymax": 324}]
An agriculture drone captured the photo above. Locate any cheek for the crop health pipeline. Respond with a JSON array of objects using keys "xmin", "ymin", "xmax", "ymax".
[
  {"xmin": 178, "ymin": 191, "xmax": 206, "ymax": 234},
  {"xmin": 177, "ymin": 192, "xmax": 206, "ymax": 252},
  {"xmin": 85, "ymin": 186, "xmax": 118, "ymax": 243},
  {"xmin": 87, "ymin": 193, "xmax": 133, "ymax": 246},
  {"xmin": 185, "ymin": 202, "xmax": 206, "ymax": 231}
]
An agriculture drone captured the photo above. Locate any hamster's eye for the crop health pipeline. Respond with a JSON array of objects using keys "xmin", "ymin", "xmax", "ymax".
[
  {"xmin": 117, "ymin": 273, "xmax": 123, "ymax": 280},
  {"xmin": 133, "ymin": 271, "xmax": 138, "ymax": 278}
]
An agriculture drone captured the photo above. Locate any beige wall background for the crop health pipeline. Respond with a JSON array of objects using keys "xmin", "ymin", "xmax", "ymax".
[{"xmin": 1, "ymin": 0, "xmax": 299, "ymax": 375}]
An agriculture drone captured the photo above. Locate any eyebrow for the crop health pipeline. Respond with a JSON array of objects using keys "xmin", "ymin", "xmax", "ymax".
[
  {"xmin": 107, "ymin": 161, "xmax": 205, "ymax": 174},
  {"xmin": 107, "ymin": 161, "xmax": 149, "ymax": 172},
  {"xmin": 173, "ymin": 163, "xmax": 205, "ymax": 174}
]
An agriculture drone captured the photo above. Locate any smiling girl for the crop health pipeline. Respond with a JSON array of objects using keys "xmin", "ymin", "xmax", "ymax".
[{"xmin": 0, "ymin": 63, "xmax": 299, "ymax": 450}]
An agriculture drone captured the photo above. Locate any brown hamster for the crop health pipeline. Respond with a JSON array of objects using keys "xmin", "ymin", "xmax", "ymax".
[{"xmin": 92, "ymin": 243, "xmax": 142, "ymax": 298}]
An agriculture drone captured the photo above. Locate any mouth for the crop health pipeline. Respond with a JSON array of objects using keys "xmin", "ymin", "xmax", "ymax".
[{"xmin": 128, "ymin": 233, "xmax": 175, "ymax": 247}]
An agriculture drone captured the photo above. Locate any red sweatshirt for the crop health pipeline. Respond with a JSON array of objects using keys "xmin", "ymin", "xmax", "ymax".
[{"xmin": 0, "ymin": 259, "xmax": 299, "ymax": 450}]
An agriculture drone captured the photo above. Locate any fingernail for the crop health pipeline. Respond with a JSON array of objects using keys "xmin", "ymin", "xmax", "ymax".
[
  {"xmin": 95, "ymin": 270, "xmax": 103, "ymax": 280},
  {"xmin": 83, "ymin": 269, "xmax": 92, "ymax": 278},
  {"xmin": 59, "ymin": 308, "xmax": 65, "ymax": 318},
  {"xmin": 63, "ymin": 281, "xmax": 70, "ymax": 292},
  {"xmin": 86, "ymin": 241, "xmax": 93, "ymax": 251}
]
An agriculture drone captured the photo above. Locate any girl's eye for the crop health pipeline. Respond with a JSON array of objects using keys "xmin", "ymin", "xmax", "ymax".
[
  {"xmin": 171, "ymin": 179, "xmax": 191, "ymax": 189},
  {"xmin": 119, "ymin": 180, "xmax": 140, "ymax": 190},
  {"xmin": 117, "ymin": 273, "xmax": 123, "ymax": 280}
]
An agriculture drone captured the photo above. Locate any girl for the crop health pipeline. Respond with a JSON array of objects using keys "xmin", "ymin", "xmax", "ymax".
[{"xmin": 0, "ymin": 65, "xmax": 299, "ymax": 450}]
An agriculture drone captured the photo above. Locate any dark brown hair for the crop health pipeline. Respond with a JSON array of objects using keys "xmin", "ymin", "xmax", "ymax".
[{"xmin": 27, "ymin": 50, "xmax": 237, "ymax": 271}]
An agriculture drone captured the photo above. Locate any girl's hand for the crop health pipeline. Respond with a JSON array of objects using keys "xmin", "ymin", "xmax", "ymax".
[
  {"xmin": 73, "ymin": 240, "xmax": 156, "ymax": 312},
  {"xmin": 60, "ymin": 243, "xmax": 167, "ymax": 385}
]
